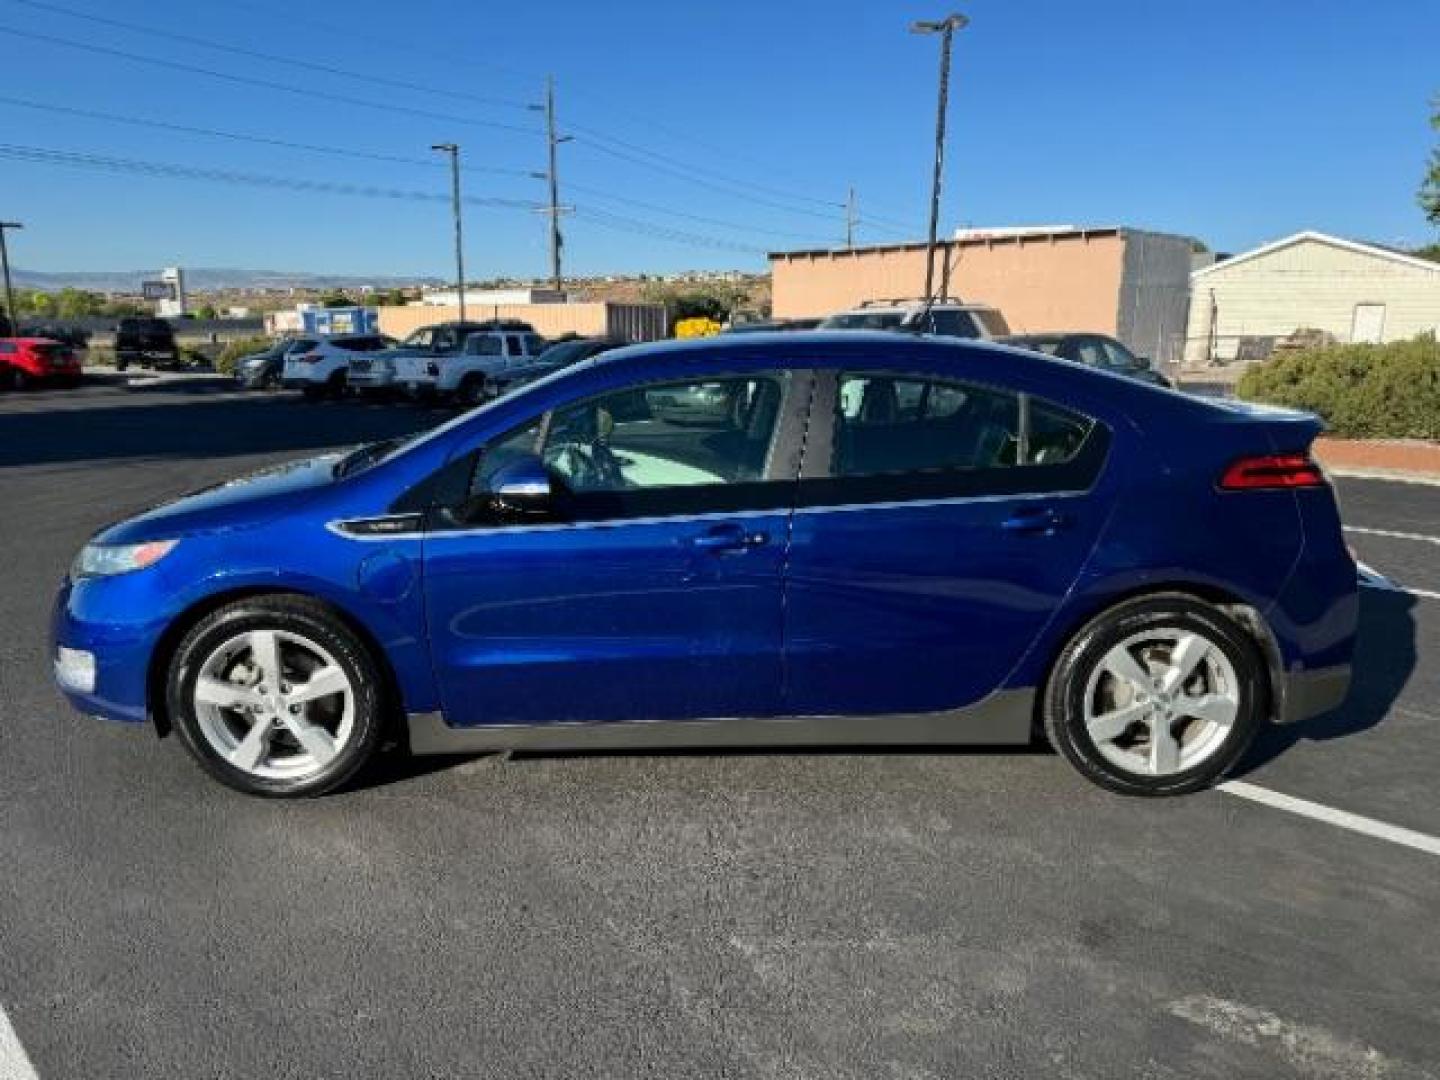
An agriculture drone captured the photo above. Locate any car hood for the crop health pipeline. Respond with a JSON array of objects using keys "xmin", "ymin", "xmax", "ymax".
[{"xmin": 97, "ymin": 452, "xmax": 344, "ymax": 544}]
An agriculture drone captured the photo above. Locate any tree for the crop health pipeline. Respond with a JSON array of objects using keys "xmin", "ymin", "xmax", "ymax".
[
  {"xmin": 1422, "ymin": 99, "xmax": 1440, "ymax": 227},
  {"xmin": 54, "ymin": 288, "xmax": 105, "ymax": 318},
  {"xmin": 193, "ymin": 304, "xmax": 218, "ymax": 320},
  {"xmin": 1414, "ymin": 242, "xmax": 1440, "ymax": 263},
  {"xmin": 319, "ymin": 292, "xmax": 355, "ymax": 308}
]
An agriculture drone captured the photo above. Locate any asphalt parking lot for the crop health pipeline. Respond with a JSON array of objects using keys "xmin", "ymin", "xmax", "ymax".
[{"xmin": 1, "ymin": 380, "xmax": 1437, "ymax": 1079}]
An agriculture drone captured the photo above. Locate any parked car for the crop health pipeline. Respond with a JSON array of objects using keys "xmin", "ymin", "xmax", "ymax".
[
  {"xmin": 349, "ymin": 320, "xmax": 539, "ymax": 401},
  {"xmin": 20, "ymin": 324, "xmax": 91, "ymax": 350},
  {"xmin": 722, "ymin": 318, "xmax": 823, "ymax": 334},
  {"xmin": 391, "ymin": 325, "xmax": 547, "ymax": 405},
  {"xmin": 1000, "ymin": 333, "xmax": 1173, "ymax": 388},
  {"xmin": 818, "ymin": 298, "xmax": 1010, "ymax": 339},
  {"xmin": 280, "ymin": 333, "xmax": 395, "ymax": 399},
  {"xmin": 114, "ymin": 317, "xmax": 178, "ymax": 371},
  {"xmin": 486, "ymin": 336, "xmax": 624, "ymax": 398},
  {"xmin": 53, "ymin": 333, "xmax": 1356, "ymax": 799},
  {"xmin": 233, "ymin": 339, "xmax": 313, "ymax": 391},
  {"xmin": 0, "ymin": 336, "xmax": 83, "ymax": 389}
]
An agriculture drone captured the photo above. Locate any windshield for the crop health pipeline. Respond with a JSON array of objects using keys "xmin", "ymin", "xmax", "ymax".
[
  {"xmin": 535, "ymin": 339, "xmax": 596, "ymax": 366},
  {"xmin": 332, "ymin": 435, "xmax": 415, "ymax": 479},
  {"xmin": 819, "ymin": 311, "xmax": 909, "ymax": 331},
  {"xmin": 399, "ymin": 328, "xmax": 435, "ymax": 349}
]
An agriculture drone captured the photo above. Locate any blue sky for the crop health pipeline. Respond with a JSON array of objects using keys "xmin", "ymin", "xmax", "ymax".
[{"xmin": 1, "ymin": 0, "xmax": 1437, "ymax": 278}]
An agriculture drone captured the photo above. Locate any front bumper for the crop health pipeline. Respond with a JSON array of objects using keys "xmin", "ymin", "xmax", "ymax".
[{"xmin": 50, "ymin": 576, "xmax": 168, "ymax": 724}]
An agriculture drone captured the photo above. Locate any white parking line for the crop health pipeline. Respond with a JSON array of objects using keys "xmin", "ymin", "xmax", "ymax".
[
  {"xmin": 1345, "ymin": 525, "xmax": 1440, "ymax": 545},
  {"xmin": 0, "ymin": 1004, "xmax": 39, "ymax": 1080},
  {"xmin": 1356, "ymin": 562, "xmax": 1440, "ymax": 602},
  {"xmin": 1219, "ymin": 780, "xmax": 1440, "ymax": 858}
]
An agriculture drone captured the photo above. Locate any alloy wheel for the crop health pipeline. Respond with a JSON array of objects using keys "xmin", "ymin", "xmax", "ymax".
[
  {"xmin": 191, "ymin": 629, "xmax": 356, "ymax": 781},
  {"xmin": 1082, "ymin": 627, "xmax": 1241, "ymax": 777}
]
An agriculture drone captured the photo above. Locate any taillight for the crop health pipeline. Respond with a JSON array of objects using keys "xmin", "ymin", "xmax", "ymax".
[{"xmin": 1218, "ymin": 453, "xmax": 1326, "ymax": 490}]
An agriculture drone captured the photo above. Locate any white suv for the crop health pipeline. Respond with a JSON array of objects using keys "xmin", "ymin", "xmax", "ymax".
[
  {"xmin": 393, "ymin": 329, "xmax": 547, "ymax": 405},
  {"xmin": 280, "ymin": 333, "xmax": 395, "ymax": 399},
  {"xmin": 818, "ymin": 298, "xmax": 1010, "ymax": 340}
]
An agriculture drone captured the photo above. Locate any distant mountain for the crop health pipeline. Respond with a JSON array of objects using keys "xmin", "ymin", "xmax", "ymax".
[{"xmin": 12, "ymin": 267, "xmax": 443, "ymax": 292}]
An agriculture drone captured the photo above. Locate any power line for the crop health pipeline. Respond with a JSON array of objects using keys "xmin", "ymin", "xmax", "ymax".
[
  {"xmin": 7, "ymin": 0, "xmax": 925, "ymax": 232},
  {"xmin": 0, "ymin": 143, "xmax": 544, "ymax": 210},
  {"xmin": 573, "ymin": 207, "xmax": 768, "ymax": 256},
  {"xmin": 566, "ymin": 181, "xmax": 834, "ymax": 244},
  {"xmin": 0, "ymin": 26, "xmax": 541, "ymax": 137},
  {"xmin": 0, "ymin": 95, "xmax": 536, "ymax": 177},
  {"xmin": 8, "ymin": 0, "xmax": 535, "ymax": 112},
  {"xmin": 0, "ymin": 93, "xmax": 840, "ymax": 248},
  {"xmin": 1, "ymin": 141, "xmax": 773, "ymax": 256}
]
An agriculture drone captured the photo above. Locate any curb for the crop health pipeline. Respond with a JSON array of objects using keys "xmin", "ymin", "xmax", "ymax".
[{"xmin": 1327, "ymin": 467, "xmax": 1440, "ymax": 488}]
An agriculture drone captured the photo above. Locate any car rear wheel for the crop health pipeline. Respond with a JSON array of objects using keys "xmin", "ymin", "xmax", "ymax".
[
  {"xmin": 167, "ymin": 596, "xmax": 385, "ymax": 797},
  {"xmin": 1042, "ymin": 596, "xmax": 1265, "ymax": 796},
  {"xmin": 456, "ymin": 373, "xmax": 486, "ymax": 408}
]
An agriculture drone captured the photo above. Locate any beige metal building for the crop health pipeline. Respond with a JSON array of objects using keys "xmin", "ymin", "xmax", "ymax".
[
  {"xmin": 1184, "ymin": 231, "xmax": 1440, "ymax": 365},
  {"xmin": 375, "ymin": 301, "xmax": 668, "ymax": 343},
  {"xmin": 770, "ymin": 226, "xmax": 1197, "ymax": 362}
]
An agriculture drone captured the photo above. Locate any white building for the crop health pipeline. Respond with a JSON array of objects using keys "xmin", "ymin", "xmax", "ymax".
[
  {"xmin": 419, "ymin": 287, "xmax": 566, "ymax": 307},
  {"xmin": 1185, "ymin": 230, "xmax": 1440, "ymax": 365}
]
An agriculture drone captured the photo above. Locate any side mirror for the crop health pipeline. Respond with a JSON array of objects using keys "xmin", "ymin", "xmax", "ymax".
[
  {"xmin": 484, "ymin": 454, "xmax": 554, "ymax": 520},
  {"xmin": 1134, "ymin": 356, "xmax": 1152, "ymax": 370}
]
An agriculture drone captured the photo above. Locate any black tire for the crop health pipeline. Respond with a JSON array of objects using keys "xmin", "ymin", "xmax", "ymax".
[
  {"xmin": 301, "ymin": 384, "xmax": 325, "ymax": 402},
  {"xmin": 11, "ymin": 368, "xmax": 30, "ymax": 391},
  {"xmin": 328, "ymin": 372, "xmax": 348, "ymax": 400},
  {"xmin": 166, "ymin": 595, "xmax": 387, "ymax": 797},
  {"xmin": 1042, "ymin": 594, "xmax": 1266, "ymax": 796},
  {"xmin": 456, "ymin": 373, "xmax": 486, "ymax": 408}
]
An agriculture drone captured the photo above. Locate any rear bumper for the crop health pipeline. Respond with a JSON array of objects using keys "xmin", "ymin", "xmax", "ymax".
[{"xmin": 1277, "ymin": 664, "xmax": 1351, "ymax": 725}]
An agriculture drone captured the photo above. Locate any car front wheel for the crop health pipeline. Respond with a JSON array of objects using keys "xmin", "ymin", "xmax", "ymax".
[
  {"xmin": 1042, "ymin": 595, "xmax": 1265, "ymax": 796},
  {"xmin": 167, "ymin": 596, "xmax": 386, "ymax": 797}
]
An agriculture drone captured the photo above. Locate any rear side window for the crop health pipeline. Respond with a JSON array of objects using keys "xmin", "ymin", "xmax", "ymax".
[
  {"xmin": 927, "ymin": 310, "xmax": 982, "ymax": 339},
  {"xmin": 833, "ymin": 374, "xmax": 1094, "ymax": 477},
  {"xmin": 466, "ymin": 335, "xmax": 504, "ymax": 356}
]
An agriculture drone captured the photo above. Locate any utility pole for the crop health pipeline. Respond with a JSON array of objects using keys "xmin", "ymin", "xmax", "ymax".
[
  {"xmin": 531, "ymin": 76, "xmax": 573, "ymax": 293},
  {"xmin": 0, "ymin": 221, "xmax": 21, "ymax": 336},
  {"xmin": 430, "ymin": 143, "xmax": 466, "ymax": 321},
  {"xmin": 910, "ymin": 13, "xmax": 967, "ymax": 304},
  {"xmin": 845, "ymin": 187, "xmax": 857, "ymax": 249}
]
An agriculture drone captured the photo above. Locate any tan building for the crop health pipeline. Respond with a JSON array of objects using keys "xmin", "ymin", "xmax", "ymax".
[
  {"xmin": 770, "ymin": 226, "xmax": 1197, "ymax": 362},
  {"xmin": 1185, "ymin": 231, "xmax": 1440, "ymax": 365},
  {"xmin": 375, "ymin": 300, "xmax": 667, "ymax": 343}
]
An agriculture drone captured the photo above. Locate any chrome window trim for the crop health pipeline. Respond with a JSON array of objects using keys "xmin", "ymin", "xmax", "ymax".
[{"xmin": 326, "ymin": 489, "xmax": 1088, "ymax": 542}]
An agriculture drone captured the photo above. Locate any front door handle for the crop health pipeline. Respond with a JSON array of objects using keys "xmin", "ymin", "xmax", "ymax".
[
  {"xmin": 1001, "ymin": 508, "xmax": 1068, "ymax": 536},
  {"xmin": 686, "ymin": 525, "xmax": 769, "ymax": 553}
]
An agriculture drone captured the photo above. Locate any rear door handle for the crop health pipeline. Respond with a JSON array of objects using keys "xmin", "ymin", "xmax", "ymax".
[
  {"xmin": 1001, "ymin": 507, "xmax": 1068, "ymax": 535},
  {"xmin": 686, "ymin": 525, "xmax": 770, "ymax": 553}
]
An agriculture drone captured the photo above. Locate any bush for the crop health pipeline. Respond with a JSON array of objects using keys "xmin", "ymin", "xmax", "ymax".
[
  {"xmin": 1236, "ymin": 335, "xmax": 1440, "ymax": 439},
  {"xmin": 214, "ymin": 336, "xmax": 273, "ymax": 375}
]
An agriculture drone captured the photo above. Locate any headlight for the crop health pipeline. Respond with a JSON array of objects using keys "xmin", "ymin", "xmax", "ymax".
[{"xmin": 73, "ymin": 539, "xmax": 179, "ymax": 578}]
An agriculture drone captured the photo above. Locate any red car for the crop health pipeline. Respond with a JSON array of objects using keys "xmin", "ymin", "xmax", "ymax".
[{"xmin": 0, "ymin": 337, "xmax": 83, "ymax": 390}]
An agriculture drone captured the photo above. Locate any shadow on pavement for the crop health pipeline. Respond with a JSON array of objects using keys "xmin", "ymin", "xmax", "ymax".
[
  {"xmin": 1235, "ymin": 585, "xmax": 1417, "ymax": 775},
  {"xmin": 0, "ymin": 393, "xmax": 442, "ymax": 467}
]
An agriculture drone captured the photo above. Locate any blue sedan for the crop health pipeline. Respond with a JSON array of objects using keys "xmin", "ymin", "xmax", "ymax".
[{"xmin": 52, "ymin": 333, "xmax": 1357, "ymax": 798}]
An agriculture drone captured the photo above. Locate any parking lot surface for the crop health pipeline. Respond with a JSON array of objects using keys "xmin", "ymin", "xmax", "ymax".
[{"xmin": 1, "ymin": 382, "xmax": 1437, "ymax": 1079}]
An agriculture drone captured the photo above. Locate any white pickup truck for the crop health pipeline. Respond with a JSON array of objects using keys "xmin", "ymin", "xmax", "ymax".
[{"xmin": 390, "ymin": 327, "xmax": 547, "ymax": 405}]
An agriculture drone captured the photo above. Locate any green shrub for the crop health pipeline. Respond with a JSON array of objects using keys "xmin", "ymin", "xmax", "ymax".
[
  {"xmin": 214, "ymin": 336, "xmax": 273, "ymax": 375},
  {"xmin": 1236, "ymin": 335, "xmax": 1440, "ymax": 439}
]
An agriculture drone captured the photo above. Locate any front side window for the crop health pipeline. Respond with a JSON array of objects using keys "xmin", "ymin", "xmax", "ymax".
[
  {"xmin": 438, "ymin": 373, "xmax": 795, "ymax": 525},
  {"xmin": 833, "ymin": 373, "xmax": 1094, "ymax": 478},
  {"xmin": 545, "ymin": 375, "xmax": 784, "ymax": 492},
  {"xmin": 1099, "ymin": 339, "xmax": 1139, "ymax": 370}
]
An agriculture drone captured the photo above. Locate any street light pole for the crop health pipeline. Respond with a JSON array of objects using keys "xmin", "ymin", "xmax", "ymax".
[
  {"xmin": 0, "ymin": 221, "xmax": 22, "ymax": 336},
  {"xmin": 431, "ymin": 143, "xmax": 466, "ymax": 321},
  {"xmin": 910, "ymin": 13, "xmax": 967, "ymax": 304}
]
